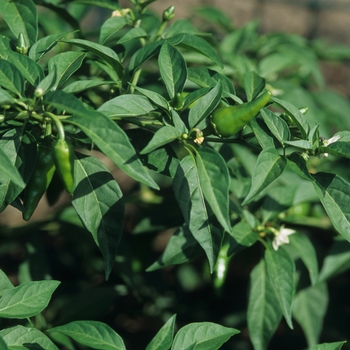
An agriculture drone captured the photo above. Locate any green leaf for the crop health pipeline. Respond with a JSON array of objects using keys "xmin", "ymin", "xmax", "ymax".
[
  {"xmin": 287, "ymin": 153, "xmax": 313, "ymax": 181},
  {"xmin": 146, "ymin": 226, "xmax": 203, "ymax": 271},
  {"xmin": 0, "ymin": 280, "xmax": 60, "ymax": 318},
  {"xmin": 68, "ymin": 0, "xmax": 119, "ymax": 9},
  {"xmin": 230, "ymin": 221, "xmax": 258, "ymax": 247},
  {"xmin": 47, "ymin": 320, "xmax": 126, "ymax": 350},
  {"xmin": 284, "ymin": 139, "xmax": 313, "ymax": 150},
  {"xmin": 187, "ymin": 67, "xmax": 235, "ymax": 97},
  {"xmin": 249, "ymin": 117, "xmax": 277, "ymax": 149},
  {"xmin": 0, "ymin": 335, "xmax": 8, "ymax": 350},
  {"xmin": 0, "ymin": 144, "xmax": 25, "ymax": 189},
  {"xmin": 265, "ymin": 245, "xmax": 295, "ymax": 329},
  {"xmin": 0, "ymin": 59, "xmax": 24, "ymax": 97},
  {"xmin": 0, "ymin": 89, "xmax": 15, "ymax": 106},
  {"xmin": 0, "ymin": 0, "xmax": 38, "ymax": 46},
  {"xmin": 243, "ymin": 71, "xmax": 266, "ymax": 101},
  {"xmin": 0, "ymin": 325, "xmax": 59, "ymax": 350},
  {"xmin": 72, "ymin": 153, "xmax": 124, "ymax": 279},
  {"xmin": 309, "ymin": 342, "xmax": 346, "ymax": 350},
  {"xmin": 0, "ymin": 270, "xmax": 14, "ymax": 297},
  {"xmin": 63, "ymin": 80, "xmax": 115, "ymax": 94},
  {"xmin": 293, "ymin": 283, "xmax": 328, "ymax": 348},
  {"xmin": 146, "ymin": 314, "xmax": 176, "ymax": 350},
  {"xmin": 195, "ymin": 147, "xmax": 231, "ymax": 233},
  {"xmin": 242, "ymin": 148, "xmax": 287, "ymax": 205},
  {"xmin": 132, "ymin": 85, "xmax": 169, "ymax": 111},
  {"xmin": 188, "ymin": 80, "xmax": 223, "ymax": 128},
  {"xmin": 48, "ymin": 51, "xmax": 86, "ymax": 90},
  {"xmin": 247, "ymin": 259, "xmax": 282, "ymax": 350},
  {"xmin": 173, "ymin": 155, "xmax": 223, "ymax": 272},
  {"xmin": 318, "ymin": 240, "xmax": 350, "ymax": 283},
  {"xmin": 289, "ymin": 232, "xmax": 319, "ymax": 285},
  {"xmin": 260, "ymin": 108, "xmax": 290, "ymax": 145},
  {"xmin": 140, "ymin": 126, "xmax": 182, "ymax": 155},
  {"xmin": 98, "ymin": 94, "xmax": 155, "ymax": 117},
  {"xmin": 128, "ymin": 41, "xmax": 163, "ymax": 72},
  {"xmin": 172, "ymin": 322, "xmax": 239, "ymax": 350},
  {"xmin": 62, "ymin": 38, "xmax": 124, "ymax": 79},
  {"xmin": 29, "ymin": 32, "xmax": 69, "ymax": 62},
  {"xmin": 44, "ymin": 91, "xmax": 159, "ymax": 190},
  {"xmin": 317, "ymin": 141, "xmax": 350, "ymax": 159},
  {"xmin": 117, "ymin": 27, "xmax": 148, "ymax": 44},
  {"xmin": 170, "ymin": 34, "xmax": 223, "ymax": 68},
  {"xmin": 99, "ymin": 16, "xmax": 127, "ymax": 44},
  {"xmin": 312, "ymin": 172, "xmax": 350, "ymax": 242},
  {"xmin": 272, "ymin": 97, "xmax": 310, "ymax": 139},
  {"xmin": 0, "ymin": 51, "xmax": 44, "ymax": 86},
  {"xmin": 158, "ymin": 42, "xmax": 187, "ymax": 99}
]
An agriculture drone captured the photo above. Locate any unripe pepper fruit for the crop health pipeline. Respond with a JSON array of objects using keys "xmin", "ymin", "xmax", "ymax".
[
  {"xmin": 22, "ymin": 145, "xmax": 56, "ymax": 221},
  {"xmin": 210, "ymin": 90, "xmax": 272, "ymax": 138},
  {"xmin": 52, "ymin": 139, "xmax": 75, "ymax": 195}
]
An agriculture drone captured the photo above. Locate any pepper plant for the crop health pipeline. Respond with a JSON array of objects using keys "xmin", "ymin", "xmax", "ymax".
[{"xmin": 0, "ymin": 0, "xmax": 350, "ymax": 349}]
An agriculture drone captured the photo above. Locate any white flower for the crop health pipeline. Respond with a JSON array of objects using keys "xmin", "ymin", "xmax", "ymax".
[
  {"xmin": 322, "ymin": 135, "xmax": 340, "ymax": 157},
  {"xmin": 272, "ymin": 225, "xmax": 295, "ymax": 251}
]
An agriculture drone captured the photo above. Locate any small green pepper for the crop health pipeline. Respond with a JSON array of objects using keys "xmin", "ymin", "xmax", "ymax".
[
  {"xmin": 210, "ymin": 90, "xmax": 272, "ymax": 138},
  {"xmin": 171, "ymin": 92, "xmax": 183, "ymax": 110},
  {"xmin": 16, "ymin": 33, "xmax": 29, "ymax": 55},
  {"xmin": 52, "ymin": 139, "xmax": 75, "ymax": 195},
  {"xmin": 22, "ymin": 145, "xmax": 55, "ymax": 221}
]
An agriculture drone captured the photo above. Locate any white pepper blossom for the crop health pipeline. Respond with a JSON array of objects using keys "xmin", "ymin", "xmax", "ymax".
[{"xmin": 272, "ymin": 225, "xmax": 295, "ymax": 251}]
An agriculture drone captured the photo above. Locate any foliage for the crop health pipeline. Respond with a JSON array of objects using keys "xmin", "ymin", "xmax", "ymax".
[{"xmin": 0, "ymin": 0, "xmax": 350, "ymax": 349}]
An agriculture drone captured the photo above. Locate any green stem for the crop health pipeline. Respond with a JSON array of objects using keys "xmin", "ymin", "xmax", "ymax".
[
  {"xmin": 44, "ymin": 112, "xmax": 65, "ymax": 140},
  {"xmin": 129, "ymin": 68, "xmax": 142, "ymax": 94},
  {"xmin": 257, "ymin": 236, "xmax": 268, "ymax": 249}
]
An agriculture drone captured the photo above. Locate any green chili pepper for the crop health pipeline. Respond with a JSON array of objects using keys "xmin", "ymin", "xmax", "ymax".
[
  {"xmin": 22, "ymin": 145, "xmax": 55, "ymax": 221},
  {"xmin": 213, "ymin": 240, "xmax": 232, "ymax": 296},
  {"xmin": 16, "ymin": 33, "xmax": 29, "ymax": 55},
  {"xmin": 171, "ymin": 92, "xmax": 184, "ymax": 110},
  {"xmin": 210, "ymin": 90, "xmax": 272, "ymax": 138},
  {"xmin": 52, "ymin": 139, "xmax": 75, "ymax": 195}
]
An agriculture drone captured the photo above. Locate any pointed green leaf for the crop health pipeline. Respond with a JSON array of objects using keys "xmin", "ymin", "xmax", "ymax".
[
  {"xmin": 140, "ymin": 126, "xmax": 182, "ymax": 154},
  {"xmin": 0, "ymin": 88, "xmax": 15, "ymax": 106},
  {"xmin": 0, "ymin": 335, "xmax": 8, "ymax": 350},
  {"xmin": 195, "ymin": 147, "xmax": 231, "ymax": 233},
  {"xmin": 170, "ymin": 34, "xmax": 223, "ymax": 68},
  {"xmin": 146, "ymin": 226, "xmax": 203, "ymax": 271},
  {"xmin": 0, "ymin": 51, "xmax": 44, "ymax": 86},
  {"xmin": 230, "ymin": 221, "xmax": 259, "ymax": 247},
  {"xmin": 158, "ymin": 42, "xmax": 187, "ymax": 99},
  {"xmin": 247, "ymin": 259, "xmax": 283, "ymax": 350},
  {"xmin": 48, "ymin": 51, "xmax": 86, "ymax": 90},
  {"xmin": 0, "ymin": 270, "xmax": 14, "ymax": 297},
  {"xmin": 0, "ymin": 59, "xmax": 24, "ymax": 97},
  {"xmin": 272, "ymin": 97, "xmax": 310, "ymax": 139},
  {"xmin": 265, "ymin": 245, "xmax": 295, "ymax": 329},
  {"xmin": 293, "ymin": 283, "xmax": 328, "ymax": 347},
  {"xmin": 133, "ymin": 85, "xmax": 169, "ymax": 111},
  {"xmin": 0, "ymin": 280, "xmax": 60, "ymax": 318},
  {"xmin": 44, "ymin": 91, "xmax": 159, "ymax": 190},
  {"xmin": 289, "ymin": 232, "xmax": 319, "ymax": 285},
  {"xmin": 0, "ymin": 0, "xmax": 38, "ymax": 46},
  {"xmin": 284, "ymin": 139, "xmax": 313, "ymax": 150},
  {"xmin": 72, "ymin": 153, "xmax": 124, "ymax": 279},
  {"xmin": 146, "ymin": 314, "xmax": 176, "ymax": 350},
  {"xmin": 47, "ymin": 320, "xmax": 126, "ymax": 350},
  {"xmin": 318, "ymin": 240, "xmax": 350, "ymax": 283},
  {"xmin": 188, "ymin": 80, "xmax": 223, "ymax": 128},
  {"xmin": 309, "ymin": 342, "xmax": 346, "ymax": 350},
  {"xmin": 99, "ymin": 16, "xmax": 127, "ymax": 44},
  {"xmin": 0, "ymin": 145, "xmax": 25, "ymax": 189},
  {"xmin": 260, "ymin": 108, "xmax": 291, "ymax": 145},
  {"xmin": 287, "ymin": 153, "xmax": 313, "ymax": 181},
  {"xmin": 128, "ymin": 41, "xmax": 163, "ymax": 72},
  {"xmin": 172, "ymin": 322, "xmax": 239, "ymax": 350},
  {"xmin": 243, "ymin": 71, "xmax": 266, "ymax": 101},
  {"xmin": 249, "ymin": 117, "xmax": 277, "ymax": 149},
  {"xmin": 63, "ymin": 80, "xmax": 115, "ymax": 94},
  {"xmin": 98, "ymin": 94, "xmax": 156, "ymax": 117},
  {"xmin": 0, "ymin": 325, "xmax": 59, "ymax": 350},
  {"xmin": 62, "ymin": 38, "xmax": 124, "ymax": 79},
  {"xmin": 118, "ymin": 27, "xmax": 148, "ymax": 44},
  {"xmin": 29, "ymin": 32, "xmax": 69, "ymax": 62},
  {"xmin": 173, "ymin": 156, "xmax": 223, "ymax": 272},
  {"xmin": 312, "ymin": 172, "xmax": 350, "ymax": 242},
  {"xmin": 243, "ymin": 148, "xmax": 287, "ymax": 205},
  {"xmin": 318, "ymin": 141, "xmax": 350, "ymax": 159}
]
